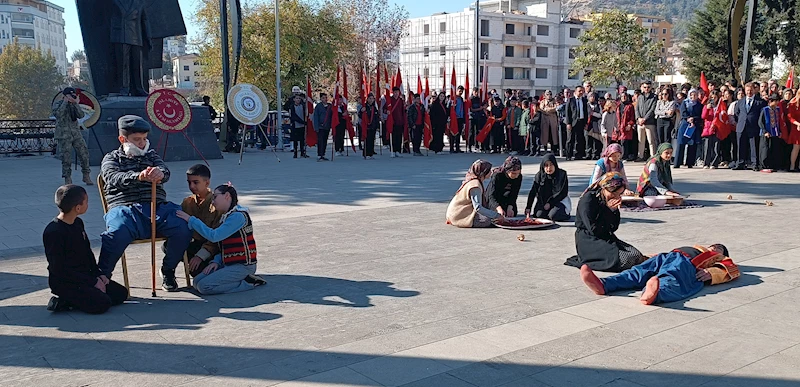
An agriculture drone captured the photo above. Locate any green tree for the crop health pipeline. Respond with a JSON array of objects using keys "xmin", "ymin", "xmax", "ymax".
[
  {"xmin": 0, "ymin": 39, "xmax": 64, "ymax": 119},
  {"xmin": 684, "ymin": 0, "xmax": 778, "ymax": 84},
  {"xmin": 571, "ymin": 10, "xmax": 664, "ymax": 87},
  {"xmin": 193, "ymin": 0, "xmax": 352, "ymax": 110}
]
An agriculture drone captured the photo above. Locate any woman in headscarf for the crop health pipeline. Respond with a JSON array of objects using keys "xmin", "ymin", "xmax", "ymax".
[
  {"xmin": 637, "ymin": 142, "xmax": 681, "ymax": 197},
  {"xmin": 446, "ymin": 160, "xmax": 503, "ymax": 228},
  {"xmin": 565, "ymin": 172, "xmax": 646, "ymax": 272},
  {"xmin": 486, "ymin": 156, "xmax": 523, "ymax": 217},
  {"xmin": 674, "ymin": 89, "xmax": 704, "ymax": 168},
  {"xmin": 786, "ymin": 90, "xmax": 800, "ymax": 172},
  {"xmin": 587, "ymin": 143, "xmax": 632, "ymax": 195},
  {"xmin": 524, "ymin": 153, "xmax": 570, "ymax": 221}
]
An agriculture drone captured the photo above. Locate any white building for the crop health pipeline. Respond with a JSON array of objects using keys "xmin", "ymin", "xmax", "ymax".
[
  {"xmin": 172, "ymin": 53, "xmax": 201, "ymax": 89},
  {"xmin": 68, "ymin": 57, "xmax": 88, "ymax": 79},
  {"xmin": 399, "ymin": 0, "xmax": 590, "ymax": 97},
  {"xmin": 163, "ymin": 36, "xmax": 187, "ymax": 59},
  {"xmin": 0, "ymin": 0, "xmax": 67, "ymax": 74}
]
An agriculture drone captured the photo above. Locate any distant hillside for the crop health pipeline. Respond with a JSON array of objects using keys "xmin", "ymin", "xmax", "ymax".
[{"xmin": 565, "ymin": 0, "xmax": 706, "ymax": 39}]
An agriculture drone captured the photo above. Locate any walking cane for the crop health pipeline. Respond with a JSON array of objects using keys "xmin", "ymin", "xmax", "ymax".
[{"xmin": 150, "ymin": 180, "xmax": 157, "ymax": 297}]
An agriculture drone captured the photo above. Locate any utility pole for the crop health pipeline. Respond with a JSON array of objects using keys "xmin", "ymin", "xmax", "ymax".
[
  {"xmin": 741, "ymin": 0, "xmax": 758, "ymax": 82},
  {"xmin": 275, "ymin": 0, "xmax": 284, "ymax": 150},
  {"xmin": 220, "ymin": 0, "xmax": 231, "ymax": 150}
]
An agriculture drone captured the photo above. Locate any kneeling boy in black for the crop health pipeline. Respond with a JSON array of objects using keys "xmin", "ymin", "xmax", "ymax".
[{"xmin": 44, "ymin": 185, "xmax": 127, "ymax": 314}]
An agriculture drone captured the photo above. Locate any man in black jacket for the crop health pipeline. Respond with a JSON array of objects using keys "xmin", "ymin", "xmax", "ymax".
[
  {"xmin": 733, "ymin": 82, "xmax": 767, "ymax": 170},
  {"xmin": 565, "ymin": 86, "xmax": 589, "ymax": 160}
]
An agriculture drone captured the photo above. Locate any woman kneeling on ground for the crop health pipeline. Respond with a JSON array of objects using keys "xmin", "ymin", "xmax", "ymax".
[
  {"xmin": 524, "ymin": 153, "xmax": 570, "ymax": 221},
  {"xmin": 446, "ymin": 160, "xmax": 503, "ymax": 228},
  {"xmin": 636, "ymin": 142, "xmax": 681, "ymax": 197},
  {"xmin": 177, "ymin": 183, "xmax": 266, "ymax": 294},
  {"xmin": 588, "ymin": 143, "xmax": 633, "ymax": 196},
  {"xmin": 486, "ymin": 156, "xmax": 523, "ymax": 217},
  {"xmin": 565, "ymin": 172, "xmax": 647, "ymax": 272}
]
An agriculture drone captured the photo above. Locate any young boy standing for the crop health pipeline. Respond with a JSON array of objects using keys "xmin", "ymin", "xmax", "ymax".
[
  {"xmin": 758, "ymin": 93, "xmax": 786, "ymax": 173},
  {"xmin": 45, "ymin": 185, "xmax": 127, "ymax": 314},
  {"xmin": 181, "ymin": 164, "xmax": 222, "ymax": 277}
]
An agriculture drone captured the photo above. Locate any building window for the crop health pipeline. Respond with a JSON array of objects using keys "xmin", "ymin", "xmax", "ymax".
[
  {"xmin": 536, "ymin": 46, "xmax": 548, "ymax": 58},
  {"xmin": 537, "ymin": 25, "xmax": 549, "ymax": 36},
  {"xmin": 184, "ymin": 76, "xmax": 190, "ymax": 82},
  {"xmin": 423, "ymin": 67, "xmax": 430, "ymax": 78},
  {"xmin": 568, "ymin": 72, "xmax": 579, "ymax": 80},
  {"xmin": 440, "ymin": 22, "xmax": 446, "ymax": 33},
  {"xmin": 505, "ymin": 24, "xmax": 515, "ymax": 34},
  {"xmin": 569, "ymin": 28, "xmax": 580, "ymax": 39},
  {"xmin": 505, "ymin": 46, "xmax": 514, "ymax": 57},
  {"xmin": 535, "ymin": 68, "xmax": 548, "ymax": 79},
  {"xmin": 479, "ymin": 65, "xmax": 485, "ymax": 82},
  {"xmin": 526, "ymin": 26, "xmax": 532, "ymax": 36},
  {"xmin": 569, "ymin": 48, "xmax": 576, "ymax": 59},
  {"xmin": 193, "ymin": 61, "xmax": 199, "ymax": 66},
  {"xmin": 424, "ymin": 47, "xmax": 429, "ymax": 57},
  {"xmin": 524, "ymin": 69, "xmax": 531, "ymax": 79},
  {"xmin": 194, "ymin": 71, "xmax": 200, "ymax": 76},
  {"xmin": 440, "ymin": 67, "xmax": 445, "ymax": 77},
  {"xmin": 504, "ymin": 67, "xmax": 514, "ymax": 80},
  {"xmin": 183, "ymin": 65, "xmax": 189, "ymax": 71},
  {"xmin": 662, "ymin": 38, "xmax": 666, "ymax": 42},
  {"xmin": 661, "ymin": 47, "xmax": 666, "ymax": 53},
  {"xmin": 650, "ymin": 28, "xmax": 655, "ymax": 34},
  {"xmin": 526, "ymin": 48, "xmax": 531, "ymax": 58},
  {"xmin": 480, "ymin": 43, "xmax": 489, "ymax": 59},
  {"xmin": 423, "ymin": 24, "xmax": 429, "ymax": 35},
  {"xmin": 440, "ymin": 45, "xmax": 446, "ymax": 56},
  {"xmin": 662, "ymin": 28, "xmax": 667, "ymax": 34},
  {"xmin": 480, "ymin": 20, "xmax": 489, "ymax": 37}
]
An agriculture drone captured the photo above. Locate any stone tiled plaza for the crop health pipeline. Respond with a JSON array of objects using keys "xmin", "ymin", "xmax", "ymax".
[{"xmin": 0, "ymin": 150, "xmax": 798, "ymax": 386}]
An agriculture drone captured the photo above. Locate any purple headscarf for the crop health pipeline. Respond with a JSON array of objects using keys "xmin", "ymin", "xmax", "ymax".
[{"xmin": 601, "ymin": 143, "xmax": 624, "ymax": 174}]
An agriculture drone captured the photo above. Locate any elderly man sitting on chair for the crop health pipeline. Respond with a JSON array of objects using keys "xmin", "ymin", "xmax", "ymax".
[
  {"xmin": 580, "ymin": 244, "xmax": 739, "ymax": 305},
  {"xmin": 98, "ymin": 115, "xmax": 192, "ymax": 291}
]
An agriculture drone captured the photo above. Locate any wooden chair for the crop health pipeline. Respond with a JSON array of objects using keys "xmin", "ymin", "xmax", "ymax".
[{"xmin": 97, "ymin": 174, "xmax": 192, "ymax": 296}]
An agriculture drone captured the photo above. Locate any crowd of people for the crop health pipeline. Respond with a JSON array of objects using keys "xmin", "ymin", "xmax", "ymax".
[{"xmin": 275, "ymin": 77, "xmax": 800, "ymax": 174}]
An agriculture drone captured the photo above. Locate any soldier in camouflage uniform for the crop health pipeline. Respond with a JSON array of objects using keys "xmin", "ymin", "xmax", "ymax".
[{"xmin": 53, "ymin": 87, "xmax": 92, "ymax": 185}]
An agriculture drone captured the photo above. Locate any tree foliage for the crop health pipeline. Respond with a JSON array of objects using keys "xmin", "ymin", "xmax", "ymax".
[
  {"xmin": 571, "ymin": 10, "xmax": 664, "ymax": 87},
  {"xmin": 0, "ymin": 39, "xmax": 64, "ymax": 119},
  {"xmin": 684, "ymin": 0, "xmax": 778, "ymax": 84}
]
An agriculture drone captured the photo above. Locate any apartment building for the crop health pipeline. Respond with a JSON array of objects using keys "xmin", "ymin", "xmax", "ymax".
[
  {"xmin": 172, "ymin": 53, "xmax": 202, "ymax": 89},
  {"xmin": 399, "ymin": 0, "xmax": 590, "ymax": 97},
  {"xmin": 0, "ymin": 0, "xmax": 67, "ymax": 74}
]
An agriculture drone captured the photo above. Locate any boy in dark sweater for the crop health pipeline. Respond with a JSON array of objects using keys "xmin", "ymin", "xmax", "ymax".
[{"xmin": 45, "ymin": 185, "xmax": 127, "ymax": 314}]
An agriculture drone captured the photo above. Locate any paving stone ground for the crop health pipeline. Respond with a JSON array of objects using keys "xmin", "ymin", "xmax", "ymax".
[{"xmin": 0, "ymin": 148, "xmax": 799, "ymax": 387}]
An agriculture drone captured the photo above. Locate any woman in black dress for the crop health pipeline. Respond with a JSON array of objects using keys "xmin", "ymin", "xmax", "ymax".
[
  {"xmin": 429, "ymin": 93, "xmax": 449, "ymax": 154},
  {"xmin": 565, "ymin": 172, "xmax": 646, "ymax": 272},
  {"xmin": 486, "ymin": 156, "xmax": 523, "ymax": 217}
]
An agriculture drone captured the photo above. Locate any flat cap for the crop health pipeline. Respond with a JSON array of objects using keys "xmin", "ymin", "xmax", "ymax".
[{"xmin": 117, "ymin": 115, "xmax": 151, "ymax": 134}]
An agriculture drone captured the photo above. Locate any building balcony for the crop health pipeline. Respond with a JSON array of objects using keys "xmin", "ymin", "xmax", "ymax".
[
  {"xmin": 502, "ymin": 33, "xmax": 535, "ymax": 43},
  {"xmin": 502, "ymin": 56, "xmax": 535, "ymax": 66},
  {"xmin": 502, "ymin": 78, "xmax": 534, "ymax": 88}
]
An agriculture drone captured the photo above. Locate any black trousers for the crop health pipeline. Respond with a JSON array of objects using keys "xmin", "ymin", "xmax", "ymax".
[
  {"xmin": 656, "ymin": 118, "xmax": 674, "ymax": 145},
  {"xmin": 334, "ymin": 124, "xmax": 346, "ymax": 152},
  {"xmin": 567, "ymin": 120, "xmax": 587, "ymax": 159},
  {"xmin": 411, "ymin": 124, "xmax": 424, "ymax": 153},
  {"xmin": 52, "ymin": 280, "xmax": 127, "ymax": 314},
  {"xmin": 719, "ymin": 134, "xmax": 734, "ymax": 163},
  {"xmin": 449, "ymin": 118, "xmax": 464, "ymax": 152},
  {"xmin": 759, "ymin": 135, "xmax": 783, "ymax": 170},
  {"xmin": 736, "ymin": 131, "xmax": 757, "ymax": 167},
  {"xmin": 585, "ymin": 131, "xmax": 602, "ymax": 159},
  {"xmin": 491, "ymin": 124, "xmax": 504, "ymax": 151},
  {"xmin": 674, "ymin": 142, "xmax": 698, "ymax": 167},
  {"xmin": 432, "ymin": 124, "xmax": 446, "ymax": 152},
  {"xmin": 534, "ymin": 202, "xmax": 569, "ymax": 222},
  {"xmin": 292, "ymin": 126, "xmax": 307, "ymax": 155},
  {"xmin": 703, "ymin": 135, "xmax": 720, "ymax": 167},
  {"xmin": 620, "ymin": 139, "xmax": 636, "ymax": 160},
  {"xmin": 470, "ymin": 117, "xmax": 486, "ymax": 149},
  {"xmin": 364, "ymin": 127, "xmax": 376, "ymax": 156},
  {"xmin": 381, "ymin": 121, "xmax": 390, "ymax": 146},
  {"xmin": 391, "ymin": 125, "xmax": 404, "ymax": 152},
  {"xmin": 317, "ymin": 129, "xmax": 330, "ymax": 157}
]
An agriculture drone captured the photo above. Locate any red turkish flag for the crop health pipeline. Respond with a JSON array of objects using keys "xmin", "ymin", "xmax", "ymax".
[
  {"xmin": 384, "ymin": 65, "xmax": 394, "ymax": 135},
  {"xmin": 305, "ymin": 76, "xmax": 317, "ymax": 147},
  {"xmin": 787, "ymin": 68, "xmax": 795, "ymax": 90},
  {"xmin": 699, "ymin": 72, "xmax": 709, "ymax": 104},
  {"xmin": 342, "ymin": 66, "xmax": 357, "ymax": 152},
  {"xmin": 448, "ymin": 64, "xmax": 459, "ymax": 136},
  {"xmin": 331, "ymin": 65, "xmax": 340, "ymax": 135},
  {"xmin": 464, "ymin": 68, "xmax": 470, "ymax": 144}
]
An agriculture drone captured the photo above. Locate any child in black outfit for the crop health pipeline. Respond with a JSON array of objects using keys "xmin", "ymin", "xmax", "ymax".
[{"xmin": 44, "ymin": 185, "xmax": 127, "ymax": 314}]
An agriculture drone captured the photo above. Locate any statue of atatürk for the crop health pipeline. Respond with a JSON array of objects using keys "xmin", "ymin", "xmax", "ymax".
[
  {"xmin": 76, "ymin": 0, "xmax": 187, "ymax": 98},
  {"xmin": 110, "ymin": 0, "xmax": 148, "ymax": 96}
]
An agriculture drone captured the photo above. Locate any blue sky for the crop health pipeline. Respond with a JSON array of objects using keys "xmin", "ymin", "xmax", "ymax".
[{"xmin": 62, "ymin": 0, "xmax": 472, "ymax": 55}]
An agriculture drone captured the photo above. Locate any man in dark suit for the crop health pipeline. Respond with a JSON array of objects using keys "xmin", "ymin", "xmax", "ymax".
[
  {"xmin": 565, "ymin": 86, "xmax": 589, "ymax": 160},
  {"xmin": 733, "ymin": 82, "xmax": 766, "ymax": 170}
]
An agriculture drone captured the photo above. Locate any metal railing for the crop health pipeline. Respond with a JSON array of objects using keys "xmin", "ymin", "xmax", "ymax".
[{"xmin": 0, "ymin": 119, "xmax": 56, "ymax": 156}]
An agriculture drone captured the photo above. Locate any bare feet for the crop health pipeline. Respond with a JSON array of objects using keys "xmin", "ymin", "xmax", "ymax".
[
  {"xmin": 581, "ymin": 265, "xmax": 605, "ymax": 295},
  {"xmin": 640, "ymin": 276, "xmax": 659, "ymax": 305}
]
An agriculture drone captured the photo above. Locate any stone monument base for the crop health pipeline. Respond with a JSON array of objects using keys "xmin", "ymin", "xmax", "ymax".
[{"xmin": 83, "ymin": 96, "xmax": 223, "ymax": 166}]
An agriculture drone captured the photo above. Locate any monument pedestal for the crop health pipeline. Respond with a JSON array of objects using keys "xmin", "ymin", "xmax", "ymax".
[{"xmin": 84, "ymin": 96, "xmax": 223, "ymax": 166}]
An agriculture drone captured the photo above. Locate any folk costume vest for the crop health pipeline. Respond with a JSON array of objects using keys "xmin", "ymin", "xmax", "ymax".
[{"xmin": 220, "ymin": 210, "xmax": 257, "ymax": 266}]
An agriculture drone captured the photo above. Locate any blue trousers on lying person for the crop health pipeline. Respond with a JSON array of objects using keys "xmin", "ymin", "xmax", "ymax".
[{"xmin": 601, "ymin": 251, "xmax": 705, "ymax": 304}]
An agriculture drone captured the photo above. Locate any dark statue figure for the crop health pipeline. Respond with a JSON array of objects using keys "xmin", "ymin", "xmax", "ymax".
[{"xmin": 76, "ymin": 0, "xmax": 187, "ymax": 98}]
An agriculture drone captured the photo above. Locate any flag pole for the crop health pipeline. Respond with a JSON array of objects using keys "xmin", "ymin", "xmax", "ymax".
[{"xmin": 275, "ymin": 0, "xmax": 285, "ymax": 151}]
